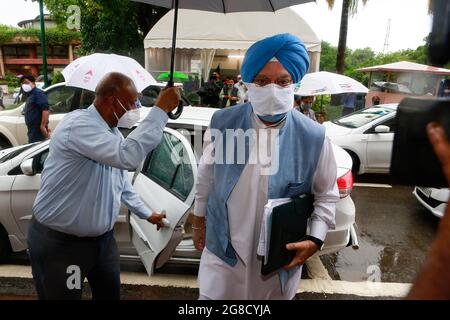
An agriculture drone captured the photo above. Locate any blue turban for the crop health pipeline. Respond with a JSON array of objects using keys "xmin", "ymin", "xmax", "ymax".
[{"xmin": 241, "ymin": 33, "xmax": 310, "ymax": 83}]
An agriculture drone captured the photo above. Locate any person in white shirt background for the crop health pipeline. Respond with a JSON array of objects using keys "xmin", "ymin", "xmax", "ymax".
[{"xmin": 235, "ymin": 74, "xmax": 248, "ymax": 104}]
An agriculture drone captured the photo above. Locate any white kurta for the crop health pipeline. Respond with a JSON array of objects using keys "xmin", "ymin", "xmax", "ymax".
[{"xmin": 194, "ymin": 113, "xmax": 339, "ymax": 300}]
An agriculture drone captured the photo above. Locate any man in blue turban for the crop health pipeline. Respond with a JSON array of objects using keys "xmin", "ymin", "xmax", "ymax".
[
  {"xmin": 241, "ymin": 33, "xmax": 310, "ymax": 85},
  {"xmin": 192, "ymin": 33, "xmax": 340, "ymax": 300}
]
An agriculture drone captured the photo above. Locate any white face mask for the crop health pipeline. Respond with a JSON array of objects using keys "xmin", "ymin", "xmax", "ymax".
[
  {"xmin": 114, "ymin": 98, "xmax": 140, "ymax": 129},
  {"xmin": 22, "ymin": 84, "xmax": 33, "ymax": 93},
  {"xmin": 245, "ymin": 82, "xmax": 294, "ymax": 116}
]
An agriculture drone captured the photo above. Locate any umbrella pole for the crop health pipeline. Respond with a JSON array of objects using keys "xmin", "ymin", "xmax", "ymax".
[
  {"xmin": 166, "ymin": 0, "xmax": 183, "ymax": 120},
  {"xmin": 168, "ymin": 0, "xmax": 179, "ymax": 87}
]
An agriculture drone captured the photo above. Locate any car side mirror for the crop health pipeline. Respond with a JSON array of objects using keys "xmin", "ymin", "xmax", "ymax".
[
  {"xmin": 20, "ymin": 158, "xmax": 35, "ymax": 176},
  {"xmin": 374, "ymin": 125, "xmax": 390, "ymax": 133}
]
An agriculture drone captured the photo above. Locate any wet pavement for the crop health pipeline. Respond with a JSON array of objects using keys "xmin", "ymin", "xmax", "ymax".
[
  {"xmin": 321, "ymin": 174, "xmax": 439, "ymax": 284},
  {"xmin": 0, "ymin": 174, "xmax": 440, "ymax": 299}
]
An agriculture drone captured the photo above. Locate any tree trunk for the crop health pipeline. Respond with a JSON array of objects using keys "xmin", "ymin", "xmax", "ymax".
[{"xmin": 336, "ymin": 0, "xmax": 350, "ymax": 74}]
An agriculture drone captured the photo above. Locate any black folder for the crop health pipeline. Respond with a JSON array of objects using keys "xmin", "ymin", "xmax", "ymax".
[{"xmin": 261, "ymin": 195, "xmax": 314, "ymax": 276}]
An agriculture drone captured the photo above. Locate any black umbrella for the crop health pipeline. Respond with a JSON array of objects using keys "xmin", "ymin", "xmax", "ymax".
[{"xmin": 132, "ymin": 0, "xmax": 315, "ymax": 119}]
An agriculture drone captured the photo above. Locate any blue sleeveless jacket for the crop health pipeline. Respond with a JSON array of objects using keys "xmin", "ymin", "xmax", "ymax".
[{"xmin": 205, "ymin": 103, "xmax": 325, "ymax": 284}]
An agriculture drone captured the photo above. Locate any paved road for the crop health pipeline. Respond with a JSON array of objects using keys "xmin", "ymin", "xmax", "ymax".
[
  {"xmin": 0, "ymin": 174, "xmax": 439, "ymax": 299},
  {"xmin": 321, "ymin": 174, "xmax": 438, "ymax": 284}
]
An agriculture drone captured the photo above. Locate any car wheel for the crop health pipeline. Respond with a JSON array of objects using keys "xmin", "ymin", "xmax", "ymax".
[
  {"xmin": 0, "ymin": 136, "xmax": 12, "ymax": 150},
  {"xmin": 346, "ymin": 150, "xmax": 360, "ymax": 175},
  {"xmin": 0, "ymin": 224, "xmax": 11, "ymax": 263}
]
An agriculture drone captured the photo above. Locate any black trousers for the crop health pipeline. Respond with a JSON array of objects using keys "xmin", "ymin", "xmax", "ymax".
[
  {"xmin": 27, "ymin": 126, "xmax": 46, "ymax": 143},
  {"xmin": 27, "ymin": 218, "xmax": 121, "ymax": 300}
]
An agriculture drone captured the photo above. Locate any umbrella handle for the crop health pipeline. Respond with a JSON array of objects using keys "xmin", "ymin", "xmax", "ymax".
[
  {"xmin": 166, "ymin": 80, "xmax": 183, "ymax": 120},
  {"xmin": 167, "ymin": 0, "xmax": 182, "ymax": 120}
]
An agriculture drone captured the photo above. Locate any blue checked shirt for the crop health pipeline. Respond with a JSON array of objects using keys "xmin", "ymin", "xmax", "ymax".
[{"xmin": 33, "ymin": 105, "xmax": 168, "ymax": 237}]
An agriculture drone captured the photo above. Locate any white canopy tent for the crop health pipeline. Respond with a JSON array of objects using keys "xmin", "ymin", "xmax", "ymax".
[{"xmin": 144, "ymin": 8, "xmax": 321, "ymax": 81}]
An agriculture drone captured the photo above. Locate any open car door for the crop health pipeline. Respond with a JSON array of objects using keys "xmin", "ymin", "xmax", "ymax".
[{"xmin": 129, "ymin": 127, "xmax": 197, "ymax": 275}]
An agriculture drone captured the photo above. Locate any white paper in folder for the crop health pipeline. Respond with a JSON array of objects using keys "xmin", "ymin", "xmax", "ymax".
[{"xmin": 257, "ymin": 197, "xmax": 292, "ymax": 265}]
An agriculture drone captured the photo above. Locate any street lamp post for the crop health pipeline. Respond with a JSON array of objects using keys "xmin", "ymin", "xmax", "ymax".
[{"xmin": 31, "ymin": 0, "xmax": 49, "ymax": 88}]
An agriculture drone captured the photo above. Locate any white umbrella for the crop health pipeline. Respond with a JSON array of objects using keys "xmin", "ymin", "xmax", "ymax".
[
  {"xmin": 295, "ymin": 71, "xmax": 369, "ymax": 96},
  {"xmin": 62, "ymin": 53, "xmax": 156, "ymax": 93}
]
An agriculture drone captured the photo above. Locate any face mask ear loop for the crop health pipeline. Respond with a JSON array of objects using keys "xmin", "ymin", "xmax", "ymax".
[{"xmin": 115, "ymin": 97, "xmax": 128, "ymax": 112}]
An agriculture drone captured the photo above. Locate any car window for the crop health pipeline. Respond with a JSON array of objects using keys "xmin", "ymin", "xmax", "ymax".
[
  {"xmin": 333, "ymin": 107, "xmax": 395, "ymax": 129},
  {"xmin": 80, "ymin": 89, "xmax": 96, "ymax": 109},
  {"xmin": 378, "ymin": 117, "xmax": 397, "ymax": 133},
  {"xmin": 0, "ymin": 144, "xmax": 38, "ymax": 164},
  {"xmin": 34, "ymin": 150, "xmax": 49, "ymax": 174},
  {"xmin": 140, "ymin": 85, "xmax": 190, "ymax": 108},
  {"xmin": 142, "ymin": 132, "xmax": 194, "ymax": 201},
  {"xmin": 7, "ymin": 148, "xmax": 48, "ymax": 175},
  {"xmin": 47, "ymin": 86, "xmax": 77, "ymax": 113},
  {"xmin": 140, "ymin": 85, "xmax": 161, "ymax": 108}
]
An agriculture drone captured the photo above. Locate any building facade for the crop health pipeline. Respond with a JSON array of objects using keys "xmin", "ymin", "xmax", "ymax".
[
  {"xmin": 0, "ymin": 15, "xmax": 80, "ymax": 78},
  {"xmin": 0, "ymin": 39, "xmax": 79, "ymax": 78}
]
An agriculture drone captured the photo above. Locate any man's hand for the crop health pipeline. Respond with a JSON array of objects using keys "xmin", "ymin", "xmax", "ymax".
[
  {"xmin": 428, "ymin": 122, "xmax": 450, "ymax": 185},
  {"xmin": 155, "ymin": 87, "xmax": 181, "ymax": 113},
  {"xmin": 283, "ymin": 240, "xmax": 319, "ymax": 270},
  {"xmin": 147, "ymin": 212, "xmax": 167, "ymax": 231},
  {"xmin": 40, "ymin": 110, "xmax": 50, "ymax": 139},
  {"xmin": 192, "ymin": 216, "xmax": 206, "ymax": 251},
  {"xmin": 40, "ymin": 126, "xmax": 51, "ymax": 139}
]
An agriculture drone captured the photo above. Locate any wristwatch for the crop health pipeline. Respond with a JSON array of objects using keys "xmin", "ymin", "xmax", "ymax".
[{"xmin": 306, "ymin": 235, "xmax": 324, "ymax": 251}]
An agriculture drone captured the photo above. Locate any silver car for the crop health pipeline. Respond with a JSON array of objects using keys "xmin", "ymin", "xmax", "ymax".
[{"xmin": 0, "ymin": 107, "xmax": 358, "ymax": 275}]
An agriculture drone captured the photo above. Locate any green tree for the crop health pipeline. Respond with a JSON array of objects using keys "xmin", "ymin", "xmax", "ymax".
[
  {"xmin": 320, "ymin": 41, "xmax": 338, "ymax": 72},
  {"xmin": 43, "ymin": 0, "xmax": 80, "ymax": 29},
  {"xmin": 44, "ymin": 0, "xmax": 169, "ymax": 59},
  {"xmin": 320, "ymin": 40, "xmax": 433, "ymax": 86},
  {"xmin": 326, "ymin": 0, "xmax": 369, "ymax": 74},
  {"xmin": 51, "ymin": 70, "xmax": 65, "ymax": 85},
  {"xmin": 326, "ymin": 0, "xmax": 435, "ymax": 74}
]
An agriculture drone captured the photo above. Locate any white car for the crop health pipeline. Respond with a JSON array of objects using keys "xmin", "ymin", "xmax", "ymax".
[
  {"xmin": 0, "ymin": 82, "xmax": 190, "ymax": 149},
  {"xmin": 413, "ymin": 187, "xmax": 449, "ymax": 218},
  {"xmin": 323, "ymin": 104, "xmax": 398, "ymax": 174},
  {"xmin": 0, "ymin": 107, "xmax": 358, "ymax": 276}
]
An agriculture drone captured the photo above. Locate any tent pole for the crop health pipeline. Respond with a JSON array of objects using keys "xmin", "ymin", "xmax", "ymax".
[{"xmin": 169, "ymin": 0, "xmax": 179, "ymax": 87}]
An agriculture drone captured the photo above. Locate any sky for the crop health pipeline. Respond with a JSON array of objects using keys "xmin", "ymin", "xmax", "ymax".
[
  {"xmin": 0, "ymin": 0, "xmax": 434, "ymax": 53},
  {"xmin": 293, "ymin": 0, "xmax": 433, "ymax": 53}
]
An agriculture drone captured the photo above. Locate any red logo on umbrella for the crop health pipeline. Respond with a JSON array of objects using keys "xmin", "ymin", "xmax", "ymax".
[
  {"xmin": 83, "ymin": 69, "xmax": 93, "ymax": 83},
  {"xmin": 339, "ymin": 83, "xmax": 353, "ymax": 91},
  {"xmin": 135, "ymin": 69, "xmax": 146, "ymax": 82}
]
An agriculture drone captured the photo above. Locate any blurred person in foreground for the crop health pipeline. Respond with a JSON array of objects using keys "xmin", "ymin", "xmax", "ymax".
[{"xmin": 408, "ymin": 122, "xmax": 450, "ymax": 299}]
